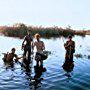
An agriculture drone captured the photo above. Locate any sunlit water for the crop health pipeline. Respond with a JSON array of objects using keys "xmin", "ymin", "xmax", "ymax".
[{"xmin": 0, "ymin": 35, "xmax": 90, "ymax": 90}]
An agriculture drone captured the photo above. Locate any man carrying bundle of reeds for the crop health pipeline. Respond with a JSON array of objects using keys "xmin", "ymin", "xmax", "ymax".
[
  {"xmin": 22, "ymin": 30, "xmax": 33, "ymax": 61},
  {"xmin": 64, "ymin": 35, "xmax": 75, "ymax": 62}
]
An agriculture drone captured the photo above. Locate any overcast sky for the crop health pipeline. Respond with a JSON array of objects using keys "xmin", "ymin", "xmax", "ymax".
[{"xmin": 0, "ymin": 0, "xmax": 90, "ymax": 30}]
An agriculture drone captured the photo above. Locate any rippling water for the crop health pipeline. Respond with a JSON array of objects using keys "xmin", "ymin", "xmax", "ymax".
[{"xmin": 0, "ymin": 35, "xmax": 90, "ymax": 90}]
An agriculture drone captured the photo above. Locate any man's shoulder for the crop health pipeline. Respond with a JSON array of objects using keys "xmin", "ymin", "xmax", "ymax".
[
  {"xmin": 66, "ymin": 41, "xmax": 69, "ymax": 43},
  {"xmin": 14, "ymin": 54, "xmax": 17, "ymax": 57},
  {"xmin": 9, "ymin": 53, "xmax": 17, "ymax": 56},
  {"xmin": 34, "ymin": 41, "xmax": 44, "ymax": 44},
  {"xmin": 66, "ymin": 40, "xmax": 75, "ymax": 44},
  {"xmin": 72, "ymin": 40, "xmax": 75, "ymax": 43},
  {"xmin": 8, "ymin": 53, "xmax": 12, "ymax": 55}
]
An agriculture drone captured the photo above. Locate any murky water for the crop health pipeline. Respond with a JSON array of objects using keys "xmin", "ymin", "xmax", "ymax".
[{"xmin": 0, "ymin": 35, "xmax": 90, "ymax": 90}]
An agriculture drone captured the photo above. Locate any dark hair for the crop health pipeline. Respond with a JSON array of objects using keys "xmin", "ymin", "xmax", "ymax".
[
  {"xmin": 11, "ymin": 48, "xmax": 16, "ymax": 51},
  {"xmin": 68, "ymin": 35, "xmax": 72, "ymax": 39}
]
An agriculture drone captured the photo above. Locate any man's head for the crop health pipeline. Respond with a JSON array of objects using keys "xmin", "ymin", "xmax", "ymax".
[
  {"xmin": 68, "ymin": 35, "xmax": 72, "ymax": 41},
  {"xmin": 11, "ymin": 48, "xmax": 16, "ymax": 53},
  {"xmin": 27, "ymin": 30, "xmax": 31, "ymax": 35},
  {"xmin": 34, "ymin": 33, "xmax": 41, "ymax": 40}
]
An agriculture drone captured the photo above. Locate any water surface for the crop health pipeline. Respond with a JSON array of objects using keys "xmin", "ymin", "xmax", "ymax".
[{"xmin": 0, "ymin": 35, "xmax": 90, "ymax": 90}]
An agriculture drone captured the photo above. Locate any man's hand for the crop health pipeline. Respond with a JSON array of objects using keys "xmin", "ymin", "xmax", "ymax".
[{"xmin": 21, "ymin": 44, "xmax": 25, "ymax": 50}]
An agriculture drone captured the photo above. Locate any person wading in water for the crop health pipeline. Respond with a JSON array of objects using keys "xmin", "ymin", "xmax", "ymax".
[
  {"xmin": 33, "ymin": 33, "xmax": 47, "ymax": 67},
  {"xmin": 3, "ymin": 48, "xmax": 22, "ymax": 62},
  {"xmin": 22, "ymin": 30, "xmax": 33, "ymax": 61},
  {"xmin": 64, "ymin": 35, "xmax": 75, "ymax": 62}
]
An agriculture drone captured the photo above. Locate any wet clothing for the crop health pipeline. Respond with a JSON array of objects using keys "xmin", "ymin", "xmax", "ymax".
[
  {"xmin": 22, "ymin": 34, "xmax": 33, "ymax": 60},
  {"xmin": 62, "ymin": 61, "xmax": 74, "ymax": 72},
  {"xmin": 64, "ymin": 40, "xmax": 75, "ymax": 61}
]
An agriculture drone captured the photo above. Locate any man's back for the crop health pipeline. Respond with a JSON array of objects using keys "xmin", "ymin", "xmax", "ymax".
[{"xmin": 34, "ymin": 41, "xmax": 45, "ymax": 52}]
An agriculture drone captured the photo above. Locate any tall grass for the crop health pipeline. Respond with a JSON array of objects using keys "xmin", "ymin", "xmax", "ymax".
[{"xmin": 0, "ymin": 23, "xmax": 86, "ymax": 38}]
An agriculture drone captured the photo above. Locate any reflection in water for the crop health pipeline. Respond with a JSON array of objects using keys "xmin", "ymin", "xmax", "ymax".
[
  {"xmin": 18, "ymin": 57, "xmax": 46, "ymax": 90},
  {"xmin": 62, "ymin": 61, "xmax": 74, "ymax": 78},
  {"xmin": 19, "ymin": 58, "xmax": 32, "ymax": 78},
  {"xmin": 23, "ymin": 58, "xmax": 32, "ymax": 76},
  {"xmin": 0, "ymin": 35, "xmax": 90, "ymax": 90},
  {"xmin": 30, "ymin": 65, "xmax": 46, "ymax": 90},
  {"xmin": 3, "ymin": 58, "xmax": 15, "ymax": 71},
  {"xmin": 2, "ymin": 52, "xmax": 46, "ymax": 90}
]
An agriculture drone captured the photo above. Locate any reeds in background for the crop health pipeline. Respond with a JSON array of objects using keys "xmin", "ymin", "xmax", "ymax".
[{"xmin": 0, "ymin": 23, "xmax": 86, "ymax": 38}]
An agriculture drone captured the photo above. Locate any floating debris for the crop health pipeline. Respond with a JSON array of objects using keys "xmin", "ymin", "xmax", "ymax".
[
  {"xmin": 74, "ymin": 54, "xmax": 90, "ymax": 60},
  {"xmin": 74, "ymin": 54, "xmax": 83, "ymax": 58},
  {"xmin": 88, "ymin": 55, "xmax": 90, "ymax": 59},
  {"xmin": 80, "ymin": 45, "xmax": 82, "ymax": 47},
  {"xmin": 84, "ymin": 55, "xmax": 87, "ymax": 57},
  {"xmin": 43, "ymin": 50, "xmax": 51, "ymax": 56}
]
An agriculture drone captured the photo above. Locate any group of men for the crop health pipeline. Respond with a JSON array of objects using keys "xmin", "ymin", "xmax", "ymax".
[
  {"xmin": 3, "ymin": 31, "xmax": 47, "ymax": 67},
  {"xmin": 3, "ymin": 30, "xmax": 75, "ymax": 68}
]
